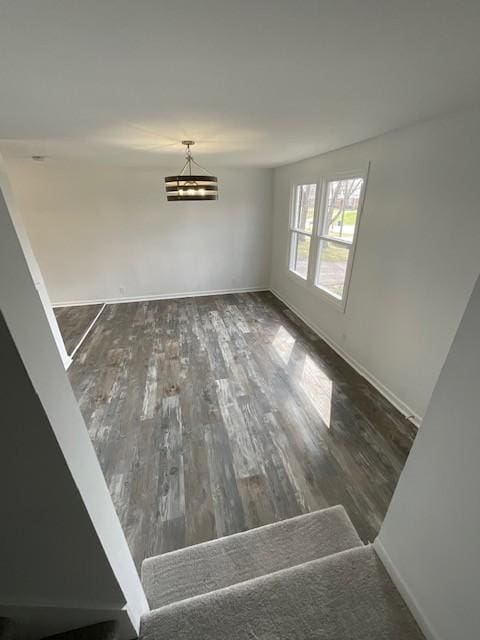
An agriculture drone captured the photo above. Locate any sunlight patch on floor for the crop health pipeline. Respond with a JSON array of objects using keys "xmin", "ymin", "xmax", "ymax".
[
  {"xmin": 300, "ymin": 355, "xmax": 333, "ymax": 429},
  {"xmin": 272, "ymin": 325, "xmax": 296, "ymax": 365}
]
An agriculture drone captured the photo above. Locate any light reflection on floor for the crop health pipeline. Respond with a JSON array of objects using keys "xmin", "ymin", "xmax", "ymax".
[
  {"xmin": 272, "ymin": 325, "xmax": 296, "ymax": 365},
  {"xmin": 300, "ymin": 355, "xmax": 333, "ymax": 429},
  {"xmin": 272, "ymin": 325, "xmax": 333, "ymax": 429}
]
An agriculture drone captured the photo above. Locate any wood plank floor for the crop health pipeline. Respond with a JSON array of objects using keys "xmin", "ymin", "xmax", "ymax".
[
  {"xmin": 54, "ymin": 303, "xmax": 104, "ymax": 354},
  {"xmin": 67, "ymin": 292, "xmax": 417, "ymax": 570}
]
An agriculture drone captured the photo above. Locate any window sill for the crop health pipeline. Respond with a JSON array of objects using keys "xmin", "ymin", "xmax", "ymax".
[
  {"xmin": 286, "ymin": 268, "xmax": 310, "ymax": 289},
  {"xmin": 311, "ymin": 283, "xmax": 347, "ymax": 312},
  {"xmin": 285, "ymin": 268, "xmax": 347, "ymax": 314}
]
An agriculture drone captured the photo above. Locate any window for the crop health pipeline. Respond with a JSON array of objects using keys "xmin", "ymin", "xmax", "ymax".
[
  {"xmin": 315, "ymin": 176, "xmax": 364, "ymax": 299},
  {"xmin": 288, "ymin": 184, "xmax": 317, "ymax": 279},
  {"xmin": 288, "ymin": 172, "xmax": 367, "ymax": 309}
]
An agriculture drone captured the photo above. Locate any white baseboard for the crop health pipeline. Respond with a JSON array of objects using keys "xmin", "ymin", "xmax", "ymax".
[
  {"xmin": 374, "ymin": 538, "xmax": 439, "ymax": 640},
  {"xmin": 52, "ymin": 285, "xmax": 269, "ymax": 308},
  {"xmin": 270, "ymin": 287, "xmax": 422, "ymax": 427},
  {"xmin": 69, "ymin": 303, "xmax": 106, "ymax": 360}
]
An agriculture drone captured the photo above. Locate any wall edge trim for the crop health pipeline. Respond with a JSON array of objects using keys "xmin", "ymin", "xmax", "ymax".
[
  {"xmin": 373, "ymin": 538, "xmax": 439, "ymax": 640},
  {"xmin": 69, "ymin": 304, "xmax": 106, "ymax": 360}
]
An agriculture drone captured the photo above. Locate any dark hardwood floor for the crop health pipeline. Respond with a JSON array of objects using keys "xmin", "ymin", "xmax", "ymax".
[
  {"xmin": 54, "ymin": 303, "xmax": 104, "ymax": 354},
  {"xmin": 67, "ymin": 291, "xmax": 417, "ymax": 570}
]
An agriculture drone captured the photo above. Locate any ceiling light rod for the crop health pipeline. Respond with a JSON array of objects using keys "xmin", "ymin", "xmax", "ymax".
[
  {"xmin": 165, "ymin": 140, "xmax": 218, "ymax": 202},
  {"xmin": 180, "ymin": 140, "xmax": 194, "ymax": 176}
]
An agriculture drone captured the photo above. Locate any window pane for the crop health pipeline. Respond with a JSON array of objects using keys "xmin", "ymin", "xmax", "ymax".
[
  {"xmin": 323, "ymin": 178, "xmax": 363, "ymax": 243},
  {"xmin": 293, "ymin": 184, "xmax": 316, "ymax": 233},
  {"xmin": 315, "ymin": 240, "xmax": 349, "ymax": 298},
  {"xmin": 291, "ymin": 233, "xmax": 311, "ymax": 279}
]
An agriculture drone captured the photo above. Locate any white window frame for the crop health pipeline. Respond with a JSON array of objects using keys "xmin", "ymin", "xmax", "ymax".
[
  {"xmin": 287, "ymin": 182, "xmax": 320, "ymax": 281},
  {"xmin": 286, "ymin": 166, "xmax": 369, "ymax": 312}
]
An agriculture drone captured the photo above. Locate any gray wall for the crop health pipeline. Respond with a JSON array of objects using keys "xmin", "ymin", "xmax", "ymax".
[
  {"xmin": 0, "ymin": 187, "xmax": 147, "ymax": 638},
  {"xmin": 0, "ymin": 154, "xmax": 71, "ymax": 367},
  {"xmin": 4, "ymin": 161, "xmax": 273, "ymax": 305},
  {"xmin": 270, "ymin": 106, "xmax": 480, "ymax": 420},
  {"xmin": 376, "ymin": 274, "xmax": 480, "ymax": 640},
  {"xmin": 0, "ymin": 314, "xmax": 123, "ymax": 616}
]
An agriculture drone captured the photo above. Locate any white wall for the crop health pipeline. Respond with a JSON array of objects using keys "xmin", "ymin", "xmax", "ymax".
[
  {"xmin": 0, "ymin": 186, "xmax": 148, "ymax": 637},
  {"xmin": 4, "ymin": 160, "xmax": 273, "ymax": 305},
  {"xmin": 375, "ymin": 273, "xmax": 480, "ymax": 640},
  {"xmin": 271, "ymin": 106, "xmax": 480, "ymax": 420},
  {"xmin": 0, "ymin": 154, "xmax": 71, "ymax": 367}
]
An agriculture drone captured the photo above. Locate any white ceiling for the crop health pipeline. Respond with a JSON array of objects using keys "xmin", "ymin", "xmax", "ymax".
[{"xmin": 1, "ymin": 0, "xmax": 479, "ymax": 168}]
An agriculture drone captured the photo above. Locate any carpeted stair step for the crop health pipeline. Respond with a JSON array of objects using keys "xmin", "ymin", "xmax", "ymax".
[
  {"xmin": 141, "ymin": 505, "xmax": 362, "ymax": 609},
  {"xmin": 141, "ymin": 545, "xmax": 425, "ymax": 640}
]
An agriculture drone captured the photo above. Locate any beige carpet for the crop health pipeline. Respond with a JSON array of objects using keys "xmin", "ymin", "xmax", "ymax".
[
  {"xmin": 141, "ymin": 505, "xmax": 362, "ymax": 608},
  {"xmin": 141, "ymin": 545, "xmax": 425, "ymax": 640}
]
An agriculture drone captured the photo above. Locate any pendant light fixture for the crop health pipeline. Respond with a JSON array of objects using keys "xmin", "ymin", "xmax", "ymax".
[{"xmin": 165, "ymin": 141, "xmax": 218, "ymax": 201}]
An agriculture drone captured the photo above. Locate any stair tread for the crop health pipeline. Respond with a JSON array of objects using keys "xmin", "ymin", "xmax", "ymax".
[
  {"xmin": 141, "ymin": 545, "xmax": 425, "ymax": 640},
  {"xmin": 141, "ymin": 505, "xmax": 362, "ymax": 609}
]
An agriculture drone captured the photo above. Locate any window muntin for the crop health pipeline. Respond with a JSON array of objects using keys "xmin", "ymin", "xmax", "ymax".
[{"xmin": 289, "ymin": 184, "xmax": 317, "ymax": 280}]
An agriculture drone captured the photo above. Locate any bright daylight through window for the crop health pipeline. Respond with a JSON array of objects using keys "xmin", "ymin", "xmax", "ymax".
[
  {"xmin": 288, "ymin": 184, "xmax": 317, "ymax": 279},
  {"xmin": 288, "ymin": 175, "xmax": 366, "ymax": 307}
]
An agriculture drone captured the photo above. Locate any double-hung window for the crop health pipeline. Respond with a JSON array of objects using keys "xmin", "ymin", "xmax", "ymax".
[
  {"xmin": 288, "ymin": 183, "xmax": 317, "ymax": 280},
  {"xmin": 288, "ymin": 171, "xmax": 367, "ymax": 309}
]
